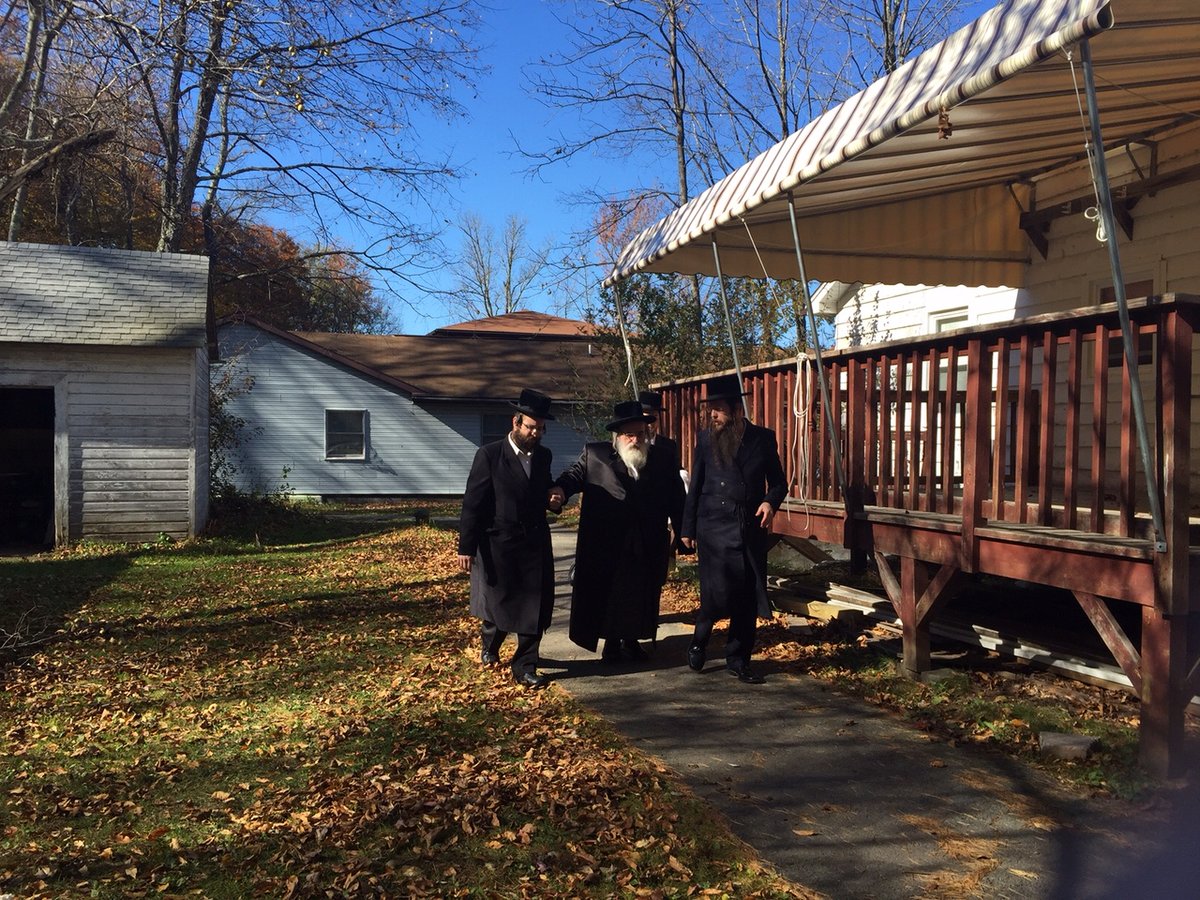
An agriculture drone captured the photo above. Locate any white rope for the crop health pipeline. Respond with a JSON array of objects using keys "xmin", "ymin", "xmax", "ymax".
[{"xmin": 739, "ymin": 216, "xmax": 812, "ymax": 530}]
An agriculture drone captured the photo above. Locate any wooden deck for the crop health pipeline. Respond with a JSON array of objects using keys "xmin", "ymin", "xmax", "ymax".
[{"xmin": 656, "ymin": 294, "xmax": 1200, "ymax": 776}]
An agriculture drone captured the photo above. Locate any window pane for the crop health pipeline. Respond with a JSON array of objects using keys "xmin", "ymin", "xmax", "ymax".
[{"xmin": 326, "ymin": 410, "xmax": 365, "ymax": 458}]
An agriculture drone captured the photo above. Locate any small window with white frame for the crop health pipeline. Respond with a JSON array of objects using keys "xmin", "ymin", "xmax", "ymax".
[
  {"xmin": 930, "ymin": 307, "xmax": 969, "ymax": 333},
  {"xmin": 325, "ymin": 409, "xmax": 366, "ymax": 459}
]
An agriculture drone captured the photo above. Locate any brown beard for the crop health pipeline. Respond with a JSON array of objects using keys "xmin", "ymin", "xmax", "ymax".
[
  {"xmin": 511, "ymin": 428, "xmax": 539, "ymax": 453},
  {"xmin": 713, "ymin": 420, "xmax": 741, "ymax": 467}
]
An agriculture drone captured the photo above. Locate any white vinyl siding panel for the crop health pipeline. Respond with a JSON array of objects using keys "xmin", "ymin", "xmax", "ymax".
[
  {"xmin": 0, "ymin": 344, "xmax": 202, "ymax": 541},
  {"xmin": 218, "ymin": 324, "xmax": 592, "ymax": 496}
]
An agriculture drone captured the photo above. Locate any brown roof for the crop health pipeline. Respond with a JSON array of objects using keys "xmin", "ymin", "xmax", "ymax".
[
  {"xmin": 292, "ymin": 328, "xmax": 608, "ymax": 402},
  {"xmin": 431, "ymin": 310, "xmax": 598, "ymax": 338}
]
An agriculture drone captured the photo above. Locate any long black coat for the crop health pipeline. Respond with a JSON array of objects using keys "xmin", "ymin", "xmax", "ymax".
[
  {"xmin": 556, "ymin": 441, "xmax": 685, "ymax": 651},
  {"xmin": 681, "ymin": 423, "xmax": 787, "ymax": 619},
  {"xmin": 458, "ymin": 439, "xmax": 555, "ymax": 635}
]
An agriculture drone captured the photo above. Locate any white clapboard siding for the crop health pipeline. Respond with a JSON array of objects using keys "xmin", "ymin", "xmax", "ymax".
[
  {"xmin": 2, "ymin": 344, "xmax": 205, "ymax": 541},
  {"xmin": 218, "ymin": 323, "xmax": 591, "ymax": 497}
]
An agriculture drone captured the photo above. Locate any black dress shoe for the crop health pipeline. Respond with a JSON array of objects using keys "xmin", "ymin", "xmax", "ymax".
[
  {"xmin": 481, "ymin": 650, "xmax": 500, "ymax": 666},
  {"xmin": 727, "ymin": 665, "xmax": 765, "ymax": 684},
  {"xmin": 623, "ymin": 639, "xmax": 649, "ymax": 661},
  {"xmin": 600, "ymin": 640, "xmax": 621, "ymax": 664},
  {"xmin": 687, "ymin": 644, "xmax": 705, "ymax": 672},
  {"xmin": 515, "ymin": 671, "xmax": 549, "ymax": 689}
]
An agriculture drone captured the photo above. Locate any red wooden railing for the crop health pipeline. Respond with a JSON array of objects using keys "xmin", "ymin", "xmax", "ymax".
[{"xmin": 657, "ymin": 294, "xmax": 1200, "ymax": 543}]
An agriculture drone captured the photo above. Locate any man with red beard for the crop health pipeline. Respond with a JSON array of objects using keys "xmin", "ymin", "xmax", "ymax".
[
  {"xmin": 680, "ymin": 374, "xmax": 786, "ymax": 684},
  {"xmin": 550, "ymin": 400, "xmax": 684, "ymax": 662},
  {"xmin": 458, "ymin": 389, "xmax": 558, "ymax": 688}
]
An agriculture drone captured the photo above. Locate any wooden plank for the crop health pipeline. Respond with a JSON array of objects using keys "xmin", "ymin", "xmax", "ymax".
[
  {"xmin": 879, "ymin": 356, "xmax": 893, "ymax": 508},
  {"xmin": 1139, "ymin": 607, "xmax": 1189, "ymax": 777},
  {"xmin": 1074, "ymin": 591, "xmax": 1142, "ymax": 694},
  {"xmin": 831, "ymin": 361, "xmax": 845, "ymax": 502},
  {"xmin": 1064, "ymin": 327, "xmax": 1082, "ymax": 530},
  {"xmin": 1156, "ymin": 308, "xmax": 1193, "ymax": 615},
  {"xmin": 1014, "ymin": 333, "xmax": 1034, "ymax": 524},
  {"xmin": 1119, "ymin": 341, "xmax": 1135, "ymax": 537},
  {"xmin": 960, "ymin": 338, "xmax": 990, "ymax": 572},
  {"xmin": 992, "ymin": 337, "xmax": 1011, "ymax": 522},
  {"xmin": 941, "ymin": 346, "xmax": 959, "ymax": 514},
  {"xmin": 974, "ymin": 539, "xmax": 1155, "ymax": 602},
  {"xmin": 865, "ymin": 359, "xmax": 879, "ymax": 504},
  {"xmin": 873, "ymin": 549, "xmax": 902, "ymax": 618},
  {"xmin": 923, "ymin": 348, "xmax": 938, "ymax": 511},
  {"xmin": 908, "ymin": 350, "xmax": 921, "ymax": 511},
  {"xmin": 1037, "ymin": 330, "xmax": 1057, "ymax": 525},
  {"xmin": 774, "ymin": 532, "xmax": 834, "ymax": 562},
  {"xmin": 1090, "ymin": 323, "xmax": 1109, "ymax": 533},
  {"xmin": 974, "ymin": 523, "xmax": 1154, "ymax": 557}
]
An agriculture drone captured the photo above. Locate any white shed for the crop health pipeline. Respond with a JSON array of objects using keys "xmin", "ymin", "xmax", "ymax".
[{"xmin": 0, "ymin": 242, "xmax": 210, "ymax": 546}]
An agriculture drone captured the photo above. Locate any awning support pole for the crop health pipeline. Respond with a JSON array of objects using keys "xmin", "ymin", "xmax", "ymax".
[
  {"xmin": 711, "ymin": 239, "xmax": 749, "ymax": 416},
  {"xmin": 787, "ymin": 194, "xmax": 848, "ymax": 502},
  {"xmin": 610, "ymin": 282, "xmax": 640, "ymax": 398},
  {"xmin": 1081, "ymin": 37, "xmax": 1166, "ymax": 551}
]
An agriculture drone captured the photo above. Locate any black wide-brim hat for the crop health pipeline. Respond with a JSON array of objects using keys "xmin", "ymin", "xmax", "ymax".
[
  {"xmin": 606, "ymin": 399, "xmax": 656, "ymax": 431},
  {"xmin": 638, "ymin": 389, "xmax": 663, "ymax": 412},
  {"xmin": 510, "ymin": 388, "xmax": 555, "ymax": 421},
  {"xmin": 700, "ymin": 373, "xmax": 749, "ymax": 403}
]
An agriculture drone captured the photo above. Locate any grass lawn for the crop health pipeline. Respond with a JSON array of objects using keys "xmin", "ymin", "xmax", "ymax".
[{"xmin": 0, "ymin": 505, "xmax": 808, "ymax": 899}]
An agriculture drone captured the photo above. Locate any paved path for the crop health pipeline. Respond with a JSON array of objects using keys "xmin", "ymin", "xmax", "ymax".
[{"xmin": 537, "ymin": 525, "xmax": 1199, "ymax": 900}]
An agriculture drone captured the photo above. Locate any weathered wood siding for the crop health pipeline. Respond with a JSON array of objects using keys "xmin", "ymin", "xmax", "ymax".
[
  {"xmin": 218, "ymin": 323, "xmax": 590, "ymax": 496},
  {"xmin": 0, "ymin": 344, "xmax": 206, "ymax": 542}
]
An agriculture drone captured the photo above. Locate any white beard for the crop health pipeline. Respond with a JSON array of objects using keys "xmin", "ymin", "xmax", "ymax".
[{"xmin": 616, "ymin": 442, "xmax": 649, "ymax": 479}]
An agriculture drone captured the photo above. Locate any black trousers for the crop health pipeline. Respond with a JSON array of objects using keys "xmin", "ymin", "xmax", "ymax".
[
  {"xmin": 692, "ymin": 562, "xmax": 759, "ymax": 670},
  {"xmin": 482, "ymin": 620, "xmax": 541, "ymax": 675}
]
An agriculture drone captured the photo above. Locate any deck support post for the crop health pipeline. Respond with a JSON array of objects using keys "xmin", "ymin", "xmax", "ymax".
[
  {"xmin": 1139, "ymin": 607, "xmax": 1191, "ymax": 777},
  {"xmin": 878, "ymin": 555, "xmax": 962, "ymax": 677}
]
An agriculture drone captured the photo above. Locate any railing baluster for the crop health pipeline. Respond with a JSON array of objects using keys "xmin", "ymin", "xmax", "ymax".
[
  {"xmin": 1038, "ymin": 330, "xmax": 1058, "ymax": 525},
  {"xmin": 880, "ymin": 355, "xmax": 894, "ymax": 508},
  {"xmin": 1120, "ymin": 333, "xmax": 1136, "ymax": 537},
  {"xmin": 942, "ymin": 346, "xmax": 959, "ymax": 514},
  {"xmin": 1090, "ymin": 323, "xmax": 1109, "ymax": 533},
  {"xmin": 908, "ymin": 350, "xmax": 922, "ymax": 511},
  {"xmin": 866, "ymin": 358, "xmax": 879, "ymax": 505},
  {"xmin": 1064, "ymin": 328, "xmax": 1082, "ymax": 530},
  {"xmin": 1015, "ymin": 334, "xmax": 1034, "ymax": 524},
  {"xmin": 993, "ymin": 337, "xmax": 1011, "ymax": 522}
]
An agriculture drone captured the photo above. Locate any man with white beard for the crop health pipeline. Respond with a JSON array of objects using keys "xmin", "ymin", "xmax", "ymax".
[{"xmin": 550, "ymin": 400, "xmax": 684, "ymax": 662}]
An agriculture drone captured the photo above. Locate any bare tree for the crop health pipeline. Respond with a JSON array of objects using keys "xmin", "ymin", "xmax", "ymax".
[
  {"xmin": 87, "ymin": 0, "xmax": 482, "ymax": 291},
  {"xmin": 446, "ymin": 212, "xmax": 550, "ymax": 319}
]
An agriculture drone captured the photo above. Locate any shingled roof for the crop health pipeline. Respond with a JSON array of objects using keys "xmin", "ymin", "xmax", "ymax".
[
  {"xmin": 223, "ymin": 314, "xmax": 610, "ymax": 403},
  {"xmin": 430, "ymin": 310, "xmax": 598, "ymax": 338},
  {"xmin": 0, "ymin": 242, "xmax": 209, "ymax": 348}
]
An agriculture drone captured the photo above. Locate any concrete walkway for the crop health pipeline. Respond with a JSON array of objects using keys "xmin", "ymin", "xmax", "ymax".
[{"xmin": 537, "ymin": 525, "xmax": 1198, "ymax": 900}]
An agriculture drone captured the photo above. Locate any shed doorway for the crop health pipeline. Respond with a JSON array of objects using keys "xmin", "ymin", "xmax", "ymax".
[{"xmin": 0, "ymin": 387, "xmax": 55, "ymax": 549}]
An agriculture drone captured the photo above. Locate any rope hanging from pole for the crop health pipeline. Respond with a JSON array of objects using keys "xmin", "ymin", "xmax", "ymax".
[{"xmin": 786, "ymin": 194, "xmax": 849, "ymax": 505}]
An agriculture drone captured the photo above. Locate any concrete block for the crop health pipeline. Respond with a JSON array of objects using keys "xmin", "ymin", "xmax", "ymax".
[
  {"xmin": 1038, "ymin": 732, "xmax": 1099, "ymax": 761},
  {"xmin": 918, "ymin": 668, "xmax": 960, "ymax": 685}
]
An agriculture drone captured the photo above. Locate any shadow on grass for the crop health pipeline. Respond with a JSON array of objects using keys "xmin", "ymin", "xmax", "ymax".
[{"xmin": 0, "ymin": 550, "xmax": 135, "ymax": 671}]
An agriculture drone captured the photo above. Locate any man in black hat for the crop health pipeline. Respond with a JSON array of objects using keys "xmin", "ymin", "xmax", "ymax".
[
  {"xmin": 549, "ymin": 399, "xmax": 685, "ymax": 662},
  {"xmin": 679, "ymin": 374, "xmax": 786, "ymax": 684},
  {"xmin": 458, "ymin": 389, "xmax": 558, "ymax": 688},
  {"xmin": 639, "ymin": 389, "xmax": 684, "ymax": 493}
]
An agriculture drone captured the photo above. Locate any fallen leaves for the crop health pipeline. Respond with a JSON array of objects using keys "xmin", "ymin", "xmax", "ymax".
[{"xmin": 0, "ymin": 514, "xmax": 808, "ymax": 898}]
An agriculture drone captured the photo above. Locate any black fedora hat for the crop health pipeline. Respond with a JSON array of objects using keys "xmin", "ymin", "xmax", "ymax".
[
  {"xmin": 606, "ymin": 399, "xmax": 656, "ymax": 431},
  {"xmin": 510, "ymin": 388, "xmax": 555, "ymax": 421},
  {"xmin": 638, "ymin": 390, "xmax": 663, "ymax": 411},
  {"xmin": 700, "ymin": 373, "xmax": 748, "ymax": 403}
]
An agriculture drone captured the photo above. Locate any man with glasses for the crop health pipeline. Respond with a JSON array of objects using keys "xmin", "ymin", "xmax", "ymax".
[
  {"xmin": 550, "ymin": 399, "xmax": 684, "ymax": 663},
  {"xmin": 459, "ymin": 389, "xmax": 558, "ymax": 688}
]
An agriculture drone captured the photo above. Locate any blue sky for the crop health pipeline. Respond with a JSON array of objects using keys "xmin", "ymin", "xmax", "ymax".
[{"xmin": 389, "ymin": 0, "xmax": 999, "ymax": 334}]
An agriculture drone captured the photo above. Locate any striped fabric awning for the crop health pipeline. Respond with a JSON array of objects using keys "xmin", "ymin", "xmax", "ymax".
[{"xmin": 604, "ymin": 0, "xmax": 1200, "ymax": 289}]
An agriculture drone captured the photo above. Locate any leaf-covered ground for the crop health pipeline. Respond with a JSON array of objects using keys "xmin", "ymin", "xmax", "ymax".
[{"xmin": 1, "ymin": 511, "xmax": 811, "ymax": 899}]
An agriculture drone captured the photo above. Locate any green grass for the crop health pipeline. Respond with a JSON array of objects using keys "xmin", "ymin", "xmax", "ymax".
[{"xmin": 1, "ymin": 503, "xmax": 808, "ymax": 899}]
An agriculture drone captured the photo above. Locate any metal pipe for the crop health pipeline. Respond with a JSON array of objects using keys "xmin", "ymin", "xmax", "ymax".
[
  {"xmin": 610, "ymin": 282, "xmax": 640, "ymax": 398},
  {"xmin": 787, "ymin": 194, "xmax": 848, "ymax": 501},
  {"xmin": 711, "ymin": 239, "xmax": 750, "ymax": 416},
  {"xmin": 1081, "ymin": 38, "xmax": 1166, "ymax": 551}
]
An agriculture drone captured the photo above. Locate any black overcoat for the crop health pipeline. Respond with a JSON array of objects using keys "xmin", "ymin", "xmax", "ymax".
[
  {"xmin": 458, "ymin": 439, "xmax": 555, "ymax": 635},
  {"xmin": 556, "ymin": 441, "xmax": 685, "ymax": 651},
  {"xmin": 681, "ymin": 423, "xmax": 787, "ymax": 619}
]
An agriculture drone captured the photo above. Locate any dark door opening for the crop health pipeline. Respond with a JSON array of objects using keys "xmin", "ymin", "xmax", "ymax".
[{"xmin": 0, "ymin": 387, "xmax": 54, "ymax": 548}]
